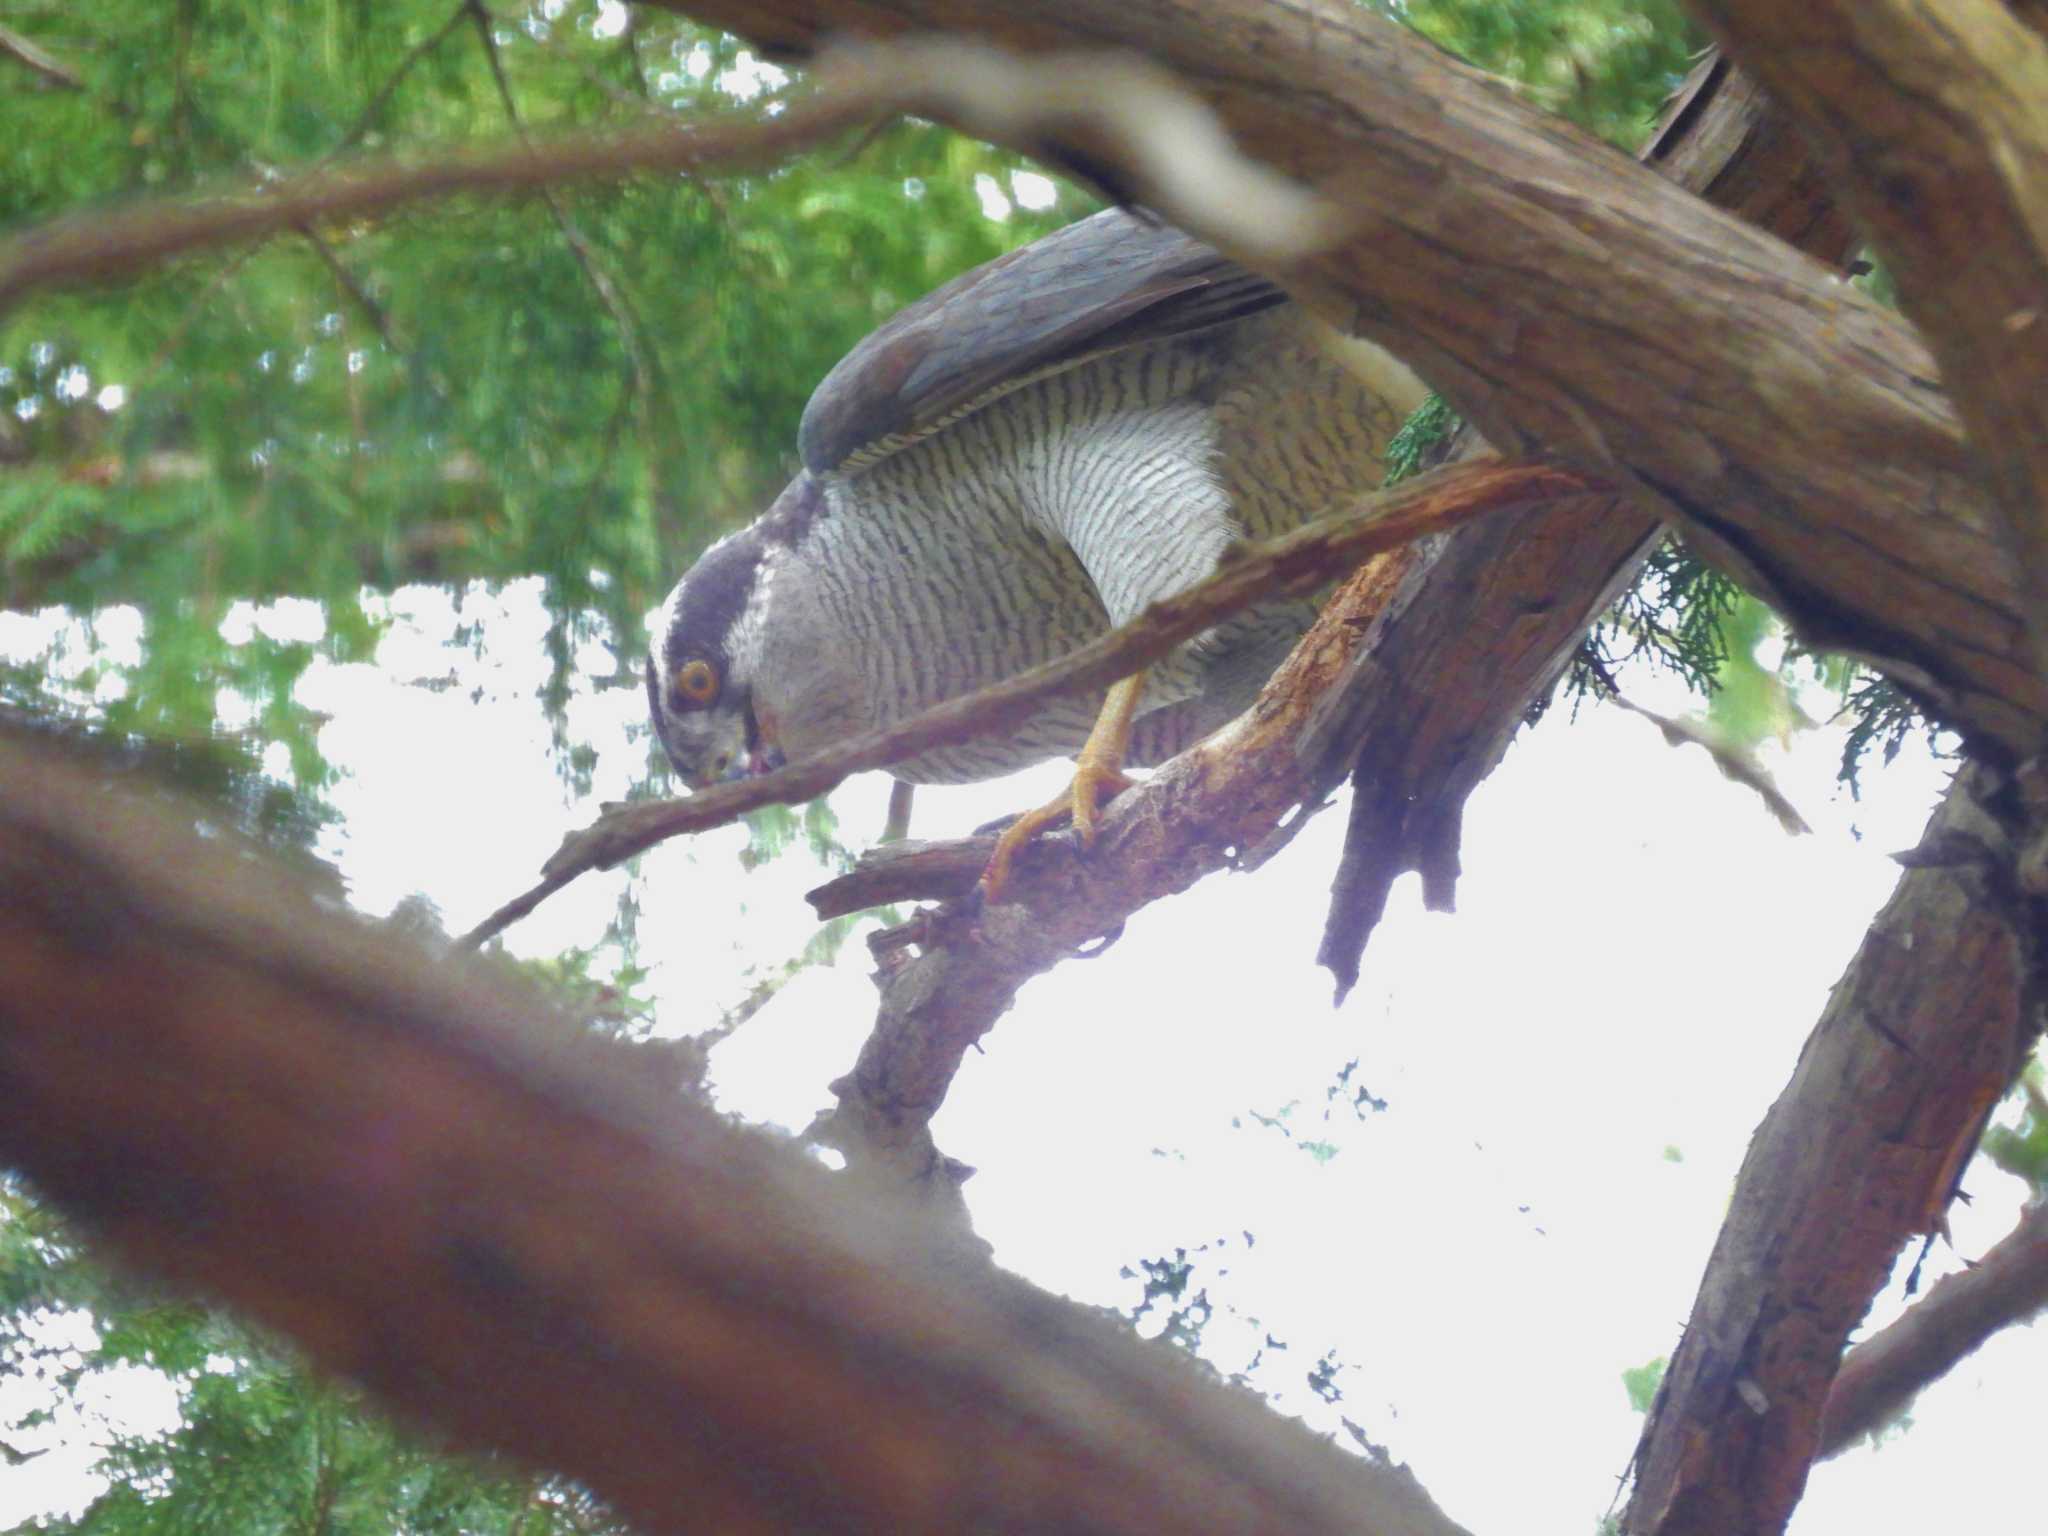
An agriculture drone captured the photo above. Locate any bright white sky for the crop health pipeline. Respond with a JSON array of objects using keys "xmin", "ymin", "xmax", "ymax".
[{"xmin": 2, "ymin": 581, "xmax": 2040, "ymax": 1535}]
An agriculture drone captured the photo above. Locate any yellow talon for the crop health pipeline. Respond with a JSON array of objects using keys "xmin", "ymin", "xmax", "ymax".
[{"xmin": 980, "ymin": 673, "xmax": 1144, "ymax": 900}]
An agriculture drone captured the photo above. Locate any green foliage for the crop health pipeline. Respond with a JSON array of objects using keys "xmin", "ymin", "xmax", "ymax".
[
  {"xmin": 1834, "ymin": 672, "xmax": 1949, "ymax": 798},
  {"xmin": 1380, "ymin": 392, "xmax": 1462, "ymax": 487},
  {"xmin": 1393, "ymin": 0, "xmax": 1702, "ymax": 147},
  {"xmin": 1621, "ymin": 1355, "xmax": 1667, "ymax": 1414},
  {"xmin": 1981, "ymin": 1061, "xmax": 2048, "ymax": 1196},
  {"xmin": 1122, "ymin": 1248, "xmax": 1217, "ymax": 1353},
  {"xmin": 1558, "ymin": 538, "xmax": 1743, "ymax": 713},
  {"xmin": 1118, "ymin": 1236, "xmax": 1356, "ymax": 1410}
]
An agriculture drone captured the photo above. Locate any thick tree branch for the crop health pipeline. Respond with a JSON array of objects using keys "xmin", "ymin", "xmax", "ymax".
[
  {"xmin": 0, "ymin": 737, "xmax": 1472, "ymax": 1536},
  {"xmin": 1819, "ymin": 1197, "xmax": 2048, "ymax": 1460},
  {"xmin": 461, "ymin": 458, "xmax": 1583, "ymax": 947},
  {"xmin": 1686, "ymin": 0, "xmax": 2048, "ymax": 678},
  {"xmin": 647, "ymin": 0, "xmax": 2044, "ymax": 763},
  {"xmin": 1315, "ymin": 50, "xmax": 1859, "ymax": 997},
  {"xmin": 1624, "ymin": 763, "xmax": 2044, "ymax": 1536}
]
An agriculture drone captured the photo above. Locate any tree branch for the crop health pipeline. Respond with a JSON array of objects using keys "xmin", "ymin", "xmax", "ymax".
[
  {"xmin": 1313, "ymin": 49, "xmax": 1860, "ymax": 997},
  {"xmin": 1685, "ymin": 0, "xmax": 2048, "ymax": 679},
  {"xmin": 0, "ymin": 78, "xmax": 868, "ymax": 317},
  {"xmin": 1819, "ymin": 1197, "xmax": 2048, "ymax": 1459},
  {"xmin": 460, "ymin": 458, "xmax": 1586, "ymax": 947},
  {"xmin": 466, "ymin": 0, "xmax": 663, "ymax": 412},
  {"xmin": 1624, "ymin": 762, "xmax": 2044, "ymax": 1536},
  {"xmin": 0, "ymin": 735, "xmax": 1473, "ymax": 1536}
]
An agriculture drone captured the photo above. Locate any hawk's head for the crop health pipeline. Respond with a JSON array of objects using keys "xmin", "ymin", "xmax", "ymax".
[{"xmin": 646, "ymin": 527, "xmax": 782, "ymax": 790}]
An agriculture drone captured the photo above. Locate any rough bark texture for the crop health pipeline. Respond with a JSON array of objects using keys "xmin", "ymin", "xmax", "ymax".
[
  {"xmin": 1316, "ymin": 52, "xmax": 1863, "ymax": 996},
  {"xmin": 1819, "ymin": 1197, "xmax": 2048, "ymax": 1460},
  {"xmin": 1688, "ymin": 0, "xmax": 2048, "ymax": 674},
  {"xmin": 1624, "ymin": 764, "xmax": 2044, "ymax": 1535},
  {"xmin": 0, "ymin": 736, "xmax": 1475, "ymax": 1536},
  {"xmin": 647, "ymin": 0, "xmax": 2045, "ymax": 762}
]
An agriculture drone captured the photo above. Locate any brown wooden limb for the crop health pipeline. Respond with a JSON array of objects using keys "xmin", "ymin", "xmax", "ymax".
[
  {"xmin": 1313, "ymin": 50, "xmax": 1862, "ymax": 999},
  {"xmin": 1639, "ymin": 53, "xmax": 1858, "ymax": 263},
  {"xmin": 809, "ymin": 837, "xmax": 992, "ymax": 917},
  {"xmin": 0, "ymin": 39, "xmax": 1329, "ymax": 321},
  {"xmin": 460, "ymin": 457, "xmax": 1583, "ymax": 947},
  {"xmin": 1819, "ymin": 1197, "xmax": 2048, "ymax": 1460},
  {"xmin": 1314, "ymin": 488, "xmax": 1656, "ymax": 1001},
  {"xmin": 808, "ymin": 544, "xmax": 1434, "ymax": 1187},
  {"xmin": 1623, "ymin": 761, "xmax": 2045, "ymax": 1536},
  {"xmin": 881, "ymin": 779, "xmax": 917, "ymax": 842},
  {"xmin": 647, "ymin": 0, "xmax": 2044, "ymax": 763},
  {"xmin": 0, "ymin": 736, "xmax": 1471, "ymax": 1536},
  {"xmin": 1686, "ymin": 0, "xmax": 2048, "ymax": 678}
]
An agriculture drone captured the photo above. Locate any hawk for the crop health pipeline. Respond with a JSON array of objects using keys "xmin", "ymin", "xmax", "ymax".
[{"xmin": 647, "ymin": 207, "xmax": 1424, "ymax": 892}]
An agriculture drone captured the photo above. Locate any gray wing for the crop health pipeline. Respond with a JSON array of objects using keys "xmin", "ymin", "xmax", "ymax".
[{"xmin": 796, "ymin": 208, "xmax": 1285, "ymax": 474}]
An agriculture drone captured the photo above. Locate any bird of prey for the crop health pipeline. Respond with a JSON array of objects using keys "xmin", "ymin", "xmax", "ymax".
[{"xmin": 647, "ymin": 207, "xmax": 1425, "ymax": 892}]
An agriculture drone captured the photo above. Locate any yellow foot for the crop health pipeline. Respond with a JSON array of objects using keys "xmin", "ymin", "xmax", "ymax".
[{"xmin": 979, "ymin": 756, "xmax": 1136, "ymax": 901}]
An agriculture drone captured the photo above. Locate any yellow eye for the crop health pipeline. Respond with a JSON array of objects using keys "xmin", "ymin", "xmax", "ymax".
[{"xmin": 673, "ymin": 658, "xmax": 719, "ymax": 708}]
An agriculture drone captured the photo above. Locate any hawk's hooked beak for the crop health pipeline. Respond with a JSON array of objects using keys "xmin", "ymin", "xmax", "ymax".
[
  {"xmin": 690, "ymin": 698, "xmax": 784, "ymax": 786},
  {"xmin": 744, "ymin": 698, "xmax": 786, "ymax": 779}
]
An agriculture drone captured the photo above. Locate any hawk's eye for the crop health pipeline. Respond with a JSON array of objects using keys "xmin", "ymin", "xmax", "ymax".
[{"xmin": 672, "ymin": 658, "xmax": 719, "ymax": 708}]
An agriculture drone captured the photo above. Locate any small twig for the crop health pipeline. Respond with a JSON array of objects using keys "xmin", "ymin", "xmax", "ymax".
[
  {"xmin": 465, "ymin": 0, "xmax": 661, "ymax": 410},
  {"xmin": 335, "ymin": 1, "xmax": 473, "ymax": 155},
  {"xmin": 1605, "ymin": 691, "xmax": 1812, "ymax": 836},
  {"xmin": 456, "ymin": 458, "xmax": 1595, "ymax": 949},
  {"xmin": 0, "ymin": 21, "xmax": 84, "ymax": 91},
  {"xmin": 807, "ymin": 837, "xmax": 993, "ymax": 919},
  {"xmin": 296, "ymin": 221, "xmax": 407, "ymax": 356}
]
